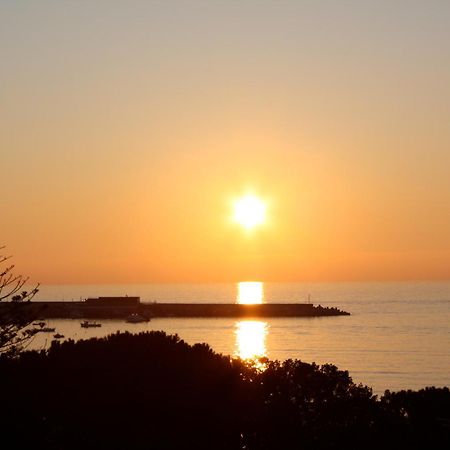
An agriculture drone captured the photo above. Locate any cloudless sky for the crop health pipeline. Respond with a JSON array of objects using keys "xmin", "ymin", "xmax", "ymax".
[{"xmin": 1, "ymin": 1, "xmax": 449, "ymax": 283}]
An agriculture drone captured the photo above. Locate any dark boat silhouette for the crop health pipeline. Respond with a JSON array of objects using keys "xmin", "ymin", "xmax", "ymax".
[{"xmin": 126, "ymin": 313, "xmax": 149, "ymax": 323}]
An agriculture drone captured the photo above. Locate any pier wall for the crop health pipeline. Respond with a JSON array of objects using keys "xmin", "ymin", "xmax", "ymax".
[{"xmin": 0, "ymin": 301, "xmax": 350, "ymax": 320}]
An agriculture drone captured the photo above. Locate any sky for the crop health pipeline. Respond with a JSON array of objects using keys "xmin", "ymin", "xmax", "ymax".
[{"xmin": 1, "ymin": 1, "xmax": 449, "ymax": 283}]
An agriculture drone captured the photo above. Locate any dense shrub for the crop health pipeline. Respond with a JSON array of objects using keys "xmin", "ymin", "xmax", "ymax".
[{"xmin": 0, "ymin": 332, "xmax": 448, "ymax": 450}]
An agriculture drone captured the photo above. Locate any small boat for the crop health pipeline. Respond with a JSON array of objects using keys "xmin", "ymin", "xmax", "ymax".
[
  {"xmin": 40, "ymin": 327, "xmax": 56, "ymax": 333},
  {"xmin": 126, "ymin": 313, "xmax": 149, "ymax": 323},
  {"xmin": 53, "ymin": 333, "xmax": 64, "ymax": 339},
  {"xmin": 80, "ymin": 320, "xmax": 102, "ymax": 328}
]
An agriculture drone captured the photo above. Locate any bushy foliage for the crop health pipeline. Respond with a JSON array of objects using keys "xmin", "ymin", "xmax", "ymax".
[{"xmin": 0, "ymin": 331, "xmax": 448, "ymax": 450}]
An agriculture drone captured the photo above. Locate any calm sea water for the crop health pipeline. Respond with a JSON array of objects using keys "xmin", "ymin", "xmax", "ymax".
[{"xmin": 29, "ymin": 281, "xmax": 450, "ymax": 395}]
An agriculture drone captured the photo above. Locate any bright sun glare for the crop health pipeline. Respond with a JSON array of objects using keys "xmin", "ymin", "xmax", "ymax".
[{"xmin": 233, "ymin": 195, "xmax": 266, "ymax": 230}]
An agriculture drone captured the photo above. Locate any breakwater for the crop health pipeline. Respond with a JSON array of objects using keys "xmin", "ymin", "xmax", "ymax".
[{"xmin": 0, "ymin": 300, "xmax": 350, "ymax": 320}]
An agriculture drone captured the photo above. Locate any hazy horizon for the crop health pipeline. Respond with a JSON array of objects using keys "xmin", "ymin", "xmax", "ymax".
[{"xmin": 2, "ymin": 1, "xmax": 449, "ymax": 283}]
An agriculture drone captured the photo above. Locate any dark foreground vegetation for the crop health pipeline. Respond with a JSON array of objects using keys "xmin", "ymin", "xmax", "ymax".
[{"xmin": 1, "ymin": 332, "xmax": 449, "ymax": 450}]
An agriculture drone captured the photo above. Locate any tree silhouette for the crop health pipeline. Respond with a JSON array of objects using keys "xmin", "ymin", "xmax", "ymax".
[
  {"xmin": 1, "ymin": 331, "xmax": 448, "ymax": 450},
  {"xmin": 0, "ymin": 246, "xmax": 39, "ymax": 355}
]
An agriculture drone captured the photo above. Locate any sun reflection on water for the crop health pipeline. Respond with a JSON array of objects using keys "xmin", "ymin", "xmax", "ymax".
[
  {"xmin": 235, "ymin": 320, "xmax": 268, "ymax": 369},
  {"xmin": 235, "ymin": 282, "xmax": 268, "ymax": 369},
  {"xmin": 237, "ymin": 281, "xmax": 264, "ymax": 304}
]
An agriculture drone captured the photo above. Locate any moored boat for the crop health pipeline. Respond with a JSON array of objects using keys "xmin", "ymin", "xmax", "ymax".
[{"xmin": 126, "ymin": 313, "xmax": 149, "ymax": 323}]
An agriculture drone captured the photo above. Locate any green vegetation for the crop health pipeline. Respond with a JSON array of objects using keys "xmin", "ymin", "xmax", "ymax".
[{"xmin": 0, "ymin": 331, "xmax": 448, "ymax": 449}]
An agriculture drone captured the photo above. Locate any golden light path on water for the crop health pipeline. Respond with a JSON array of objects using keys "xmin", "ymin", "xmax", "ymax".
[
  {"xmin": 235, "ymin": 282, "xmax": 268, "ymax": 367},
  {"xmin": 235, "ymin": 320, "xmax": 268, "ymax": 360},
  {"xmin": 237, "ymin": 281, "xmax": 264, "ymax": 305}
]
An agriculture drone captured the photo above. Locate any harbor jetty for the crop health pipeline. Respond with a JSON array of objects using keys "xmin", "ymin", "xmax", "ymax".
[{"xmin": 0, "ymin": 296, "xmax": 350, "ymax": 320}]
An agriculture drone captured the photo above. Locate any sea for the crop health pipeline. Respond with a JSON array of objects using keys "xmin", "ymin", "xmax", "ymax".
[{"xmin": 28, "ymin": 281, "xmax": 450, "ymax": 395}]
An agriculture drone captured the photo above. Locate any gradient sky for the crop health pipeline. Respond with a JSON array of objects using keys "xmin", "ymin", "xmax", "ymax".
[{"xmin": 1, "ymin": 1, "xmax": 449, "ymax": 283}]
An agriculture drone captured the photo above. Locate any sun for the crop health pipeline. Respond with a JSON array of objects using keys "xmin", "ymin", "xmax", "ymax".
[{"xmin": 233, "ymin": 194, "xmax": 266, "ymax": 230}]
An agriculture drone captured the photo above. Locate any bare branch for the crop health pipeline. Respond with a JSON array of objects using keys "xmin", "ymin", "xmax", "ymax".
[{"xmin": 0, "ymin": 246, "xmax": 39, "ymax": 355}]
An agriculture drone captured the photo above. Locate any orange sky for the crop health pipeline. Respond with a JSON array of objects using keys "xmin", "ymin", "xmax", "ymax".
[{"xmin": 1, "ymin": 2, "xmax": 449, "ymax": 283}]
